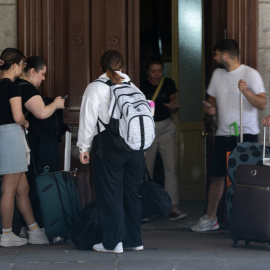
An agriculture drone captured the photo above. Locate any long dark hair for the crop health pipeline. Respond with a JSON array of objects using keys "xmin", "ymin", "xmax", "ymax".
[
  {"xmin": 99, "ymin": 50, "xmax": 124, "ymax": 84},
  {"xmin": 24, "ymin": 56, "xmax": 46, "ymax": 73},
  {"xmin": 0, "ymin": 48, "xmax": 25, "ymax": 70}
]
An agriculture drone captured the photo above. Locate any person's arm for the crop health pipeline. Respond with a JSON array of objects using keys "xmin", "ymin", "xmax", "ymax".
[
  {"xmin": 238, "ymin": 79, "xmax": 266, "ymax": 110},
  {"xmin": 164, "ymin": 93, "xmax": 180, "ymax": 114},
  {"xmin": 10, "ymin": 97, "xmax": 29, "ymax": 128},
  {"xmin": 77, "ymin": 82, "xmax": 101, "ymax": 158},
  {"xmin": 24, "ymin": 95, "xmax": 65, "ymax": 119},
  {"xmin": 203, "ymin": 95, "xmax": 217, "ymax": 115}
]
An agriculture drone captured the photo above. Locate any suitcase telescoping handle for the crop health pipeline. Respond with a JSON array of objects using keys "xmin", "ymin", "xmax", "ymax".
[
  {"xmin": 230, "ymin": 91, "xmax": 243, "ymax": 143},
  {"xmin": 64, "ymin": 131, "xmax": 72, "ymax": 171},
  {"xmin": 263, "ymin": 126, "xmax": 270, "ymax": 166},
  {"xmin": 240, "ymin": 91, "xmax": 243, "ymax": 143}
]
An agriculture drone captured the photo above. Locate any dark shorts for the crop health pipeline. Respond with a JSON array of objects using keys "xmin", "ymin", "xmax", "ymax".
[{"xmin": 211, "ymin": 134, "xmax": 258, "ymax": 177}]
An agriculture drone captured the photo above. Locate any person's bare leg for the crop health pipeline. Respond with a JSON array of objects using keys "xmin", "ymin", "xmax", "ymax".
[
  {"xmin": 206, "ymin": 177, "xmax": 225, "ymax": 220},
  {"xmin": 1, "ymin": 173, "xmax": 21, "ymax": 229},
  {"xmin": 15, "ymin": 172, "xmax": 35, "ymax": 226}
]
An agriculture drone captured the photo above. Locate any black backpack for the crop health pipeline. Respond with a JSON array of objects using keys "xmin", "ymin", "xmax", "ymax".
[{"xmin": 69, "ymin": 201, "xmax": 102, "ymax": 250}]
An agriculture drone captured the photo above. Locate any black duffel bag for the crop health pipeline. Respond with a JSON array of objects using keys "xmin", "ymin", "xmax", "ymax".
[
  {"xmin": 141, "ymin": 167, "xmax": 172, "ymax": 224},
  {"xmin": 69, "ymin": 200, "xmax": 102, "ymax": 250}
]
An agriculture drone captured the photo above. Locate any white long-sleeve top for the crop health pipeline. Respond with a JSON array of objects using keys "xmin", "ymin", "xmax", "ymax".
[{"xmin": 76, "ymin": 71, "xmax": 133, "ymax": 153}]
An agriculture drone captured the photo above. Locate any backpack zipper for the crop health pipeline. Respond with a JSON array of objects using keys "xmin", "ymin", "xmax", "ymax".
[
  {"xmin": 126, "ymin": 102, "xmax": 151, "ymax": 117},
  {"xmin": 112, "ymin": 91, "xmax": 143, "ymax": 117},
  {"xmin": 127, "ymin": 115, "xmax": 154, "ymax": 140}
]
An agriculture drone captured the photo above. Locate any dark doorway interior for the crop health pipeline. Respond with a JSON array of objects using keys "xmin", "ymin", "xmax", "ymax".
[
  {"xmin": 140, "ymin": 0, "xmax": 172, "ymax": 79},
  {"xmin": 139, "ymin": 0, "xmax": 229, "ymax": 224},
  {"xmin": 139, "ymin": 0, "xmax": 172, "ymax": 187}
]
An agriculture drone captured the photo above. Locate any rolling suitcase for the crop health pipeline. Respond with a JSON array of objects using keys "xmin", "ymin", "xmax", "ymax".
[
  {"xmin": 226, "ymin": 92, "xmax": 270, "ymax": 228},
  {"xmin": 65, "ymin": 131, "xmax": 92, "ymax": 207},
  {"xmin": 231, "ymin": 127, "xmax": 270, "ymax": 250},
  {"xmin": 35, "ymin": 132, "xmax": 82, "ymax": 243}
]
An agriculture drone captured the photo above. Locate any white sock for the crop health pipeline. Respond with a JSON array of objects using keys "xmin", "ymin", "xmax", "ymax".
[
  {"xmin": 2, "ymin": 228, "xmax": 12, "ymax": 237},
  {"xmin": 28, "ymin": 222, "xmax": 40, "ymax": 234}
]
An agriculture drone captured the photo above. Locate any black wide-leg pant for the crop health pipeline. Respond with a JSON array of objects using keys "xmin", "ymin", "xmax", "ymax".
[{"xmin": 93, "ymin": 131, "xmax": 144, "ymax": 250}]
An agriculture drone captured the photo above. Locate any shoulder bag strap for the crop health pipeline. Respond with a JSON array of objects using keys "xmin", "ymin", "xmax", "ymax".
[
  {"xmin": 151, "ymin": 76, "xmax": 165, "ymax": 102},
  {"xmin": 23, "ymin": 128, "xmax": 37, "ymax": 175}
]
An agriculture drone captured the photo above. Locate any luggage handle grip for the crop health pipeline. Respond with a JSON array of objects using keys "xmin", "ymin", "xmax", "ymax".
[{"xmin": 263, "ymin": 126, "xmax": 270, "ymax": 166}]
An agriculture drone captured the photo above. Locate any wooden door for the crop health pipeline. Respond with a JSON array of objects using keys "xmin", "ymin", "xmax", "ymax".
[
  {"xmin": 18, "ymin": 0, "xmax": 140, "ymax": 126},
  {"xmin": 17, "ymin": 0, "xmax": 140, "ymax": 172}
]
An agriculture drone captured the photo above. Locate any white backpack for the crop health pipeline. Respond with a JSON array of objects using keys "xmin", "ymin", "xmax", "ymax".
[{"xmin": 97, "ymin": 79, "xmax": 155, "ymax": 151}]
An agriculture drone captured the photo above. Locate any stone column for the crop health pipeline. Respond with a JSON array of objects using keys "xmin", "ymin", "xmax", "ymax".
[
  {"xmin": 0, "ymin": 0, "xmax": 17, "ymax": 54},
  {"xmin": 259, "ymin": 0, "xmax": 270, "ymax": 142}
]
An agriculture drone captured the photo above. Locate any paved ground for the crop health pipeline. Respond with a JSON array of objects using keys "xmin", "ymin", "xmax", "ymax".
[{"xmin": 1, "ymin": 201, "xmax": 270, "ymax": 270}]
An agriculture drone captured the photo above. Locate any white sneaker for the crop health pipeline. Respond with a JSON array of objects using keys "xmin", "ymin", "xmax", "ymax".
[
  {"xmin": 93, "ymin": 242, "xmax": 123, "ymax": 254},
  {"xmin": 169, "ymin": 209, "xmax": 188, "ymax": 221},
  {"xmin": 191, "ymin": 215, "xmax": 219, "ymax": 232},
  {"xmin": 124, "ymin": 245, "xmax": 144, "ymax": 251},
  {"xmin": 53, "ymin": 236, "xmax": 61, "ymax": 243},
  {"xmin": 0, "ymin": 232, "xmax": 28, "ymax": 247},
  {"xmin": 28, "ymin": 229, "xmax": 49, "ymax": 244}
]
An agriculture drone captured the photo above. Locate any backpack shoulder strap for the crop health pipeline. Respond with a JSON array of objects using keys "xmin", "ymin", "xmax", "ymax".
[
  {"xmin": 95, "ymin": 79, "xmax": 131, "ymax": 87},
  {"xmin": 122, "ymin": 81, "xmax": 131, "ymax": 85},
  {"xmin": 95, "ymin": 79, "xmax": 114, "ymax": 87},
  {"xmin": 17, "ymin": 81, "xmax": 30, "ymax": 87}
]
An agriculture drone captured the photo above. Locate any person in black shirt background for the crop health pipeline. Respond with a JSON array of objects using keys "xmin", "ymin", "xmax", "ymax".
[
  {"xmin": 15, "ymin": 56, "xmax": 66, "ymax": 231},
  {"xmin": 140, "ymin": 56, "xmax": 187, "ymax": 221}
]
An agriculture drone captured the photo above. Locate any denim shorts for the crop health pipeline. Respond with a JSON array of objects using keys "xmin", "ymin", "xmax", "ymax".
[{"xmin": 0, "ymin": 123, "xmax": 28, "ymax": 175}]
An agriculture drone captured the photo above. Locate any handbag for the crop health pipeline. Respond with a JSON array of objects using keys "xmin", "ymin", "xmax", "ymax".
[
  {"xmin": 141, "ymin": 166, "xmax": 172, "ymax": 223},
  {"xmin": 69, "ymin": 200, "xmax": 102, "ymax": 250}
]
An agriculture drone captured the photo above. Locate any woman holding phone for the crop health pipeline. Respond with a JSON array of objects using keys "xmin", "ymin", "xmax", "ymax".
[{"xmin": 16, "ymin": 56, "xmax": 66, "ymax": 230}]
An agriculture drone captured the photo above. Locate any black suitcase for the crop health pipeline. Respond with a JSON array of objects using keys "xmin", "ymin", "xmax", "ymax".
[
  {"xmin": 35, "ymin": 167, "xmax": 82, "ymax": 243},
  {"xmin": 231, "ymin": 164, "xmax": 270, "ymax": 250},
  {"xmin": 73, "ymin": 171, "xmax": 92, "ymax": 208}
]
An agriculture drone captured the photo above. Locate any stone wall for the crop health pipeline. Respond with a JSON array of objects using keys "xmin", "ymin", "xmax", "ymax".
[
  {"xmin": 0, "ymin": 0, "xmax": 17, "ymax": 54},
  {"xmin": 259, "ymin": 0, "xmax": 270, "ymax": 142}
]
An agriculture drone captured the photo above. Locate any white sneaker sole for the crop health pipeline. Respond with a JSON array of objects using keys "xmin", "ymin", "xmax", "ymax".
[
  {"xmin": 124, "ymin": 245, "xmax": 144, "ymax": 251},
  {"xmin": 93, "ymin": 243, "xmax": 123, "ymax": 254},
  {"xmin": 191, "ymin": 225, "xmax": 220, "ymax": 232},
  {"xmin": 0, "ymin": 240, "xmax": 27, "ymax": 247},
  {"xmin": 93, "ymin": 247, "xmax": 123, "ymax": 254},
  {"xmin": 169, "ymin": 213, "xmax": 188, "ymax": 221}
]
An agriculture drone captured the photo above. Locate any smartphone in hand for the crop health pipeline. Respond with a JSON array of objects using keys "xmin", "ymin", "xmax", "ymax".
[{"xmin": 201, "ymin": 101, "xmax": 212, "ymax": 109}]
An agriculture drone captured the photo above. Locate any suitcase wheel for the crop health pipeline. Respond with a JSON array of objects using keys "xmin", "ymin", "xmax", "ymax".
[
  {"xmin": 245, "ymin": 240, "xmax": 250, "ymax": 247},
  {"xmin": 48, "ymin": 237, "xmax": 54, "ymax": 245},
  {"xmin": 232, "ymin": 238, "xmax": 238, "ymax": 248},
  {"xmin": 64, "ymin": 236, "xmax": 69, "ymax": 244}
]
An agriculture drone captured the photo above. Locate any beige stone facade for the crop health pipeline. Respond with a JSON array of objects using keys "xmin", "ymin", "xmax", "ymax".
[
  {"xmin": 0, "ymin": 0, "xmax": 17, "ymax": 53},
  {"xmin": 259, "ymin": 0, "xmax": 270, "ymax": 136}
]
